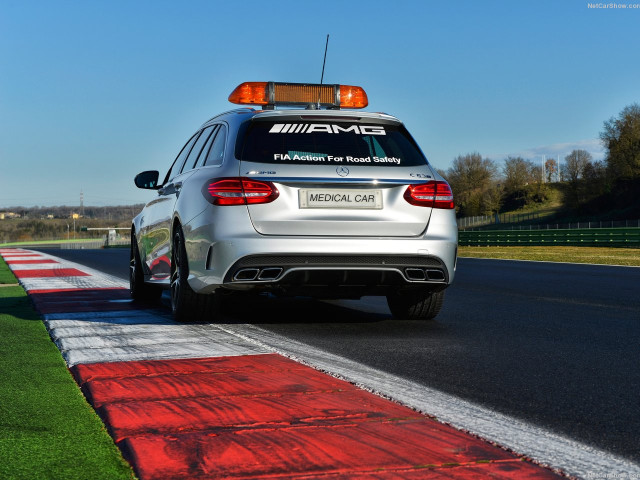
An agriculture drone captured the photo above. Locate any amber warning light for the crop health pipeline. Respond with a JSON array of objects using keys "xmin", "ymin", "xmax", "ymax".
[{"xmin": 228, "ymin": 82, "xmax": 368, "ymax": 109}]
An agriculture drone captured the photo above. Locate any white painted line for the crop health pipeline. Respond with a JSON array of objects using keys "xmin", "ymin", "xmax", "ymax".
[{"xmin": 218, "ymin": 323, "xmax": 640, "ymax": 480}]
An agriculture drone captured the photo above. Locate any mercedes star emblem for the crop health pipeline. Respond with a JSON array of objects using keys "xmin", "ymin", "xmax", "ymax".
[{"xmin": 336, "ymin": 166, "xmax": 350, "ymax": 177}]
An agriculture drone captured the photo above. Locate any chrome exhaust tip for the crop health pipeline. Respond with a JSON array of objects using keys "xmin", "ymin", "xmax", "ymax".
[{"xmin": 233, "ymin": 268, "xmax": 260, "ymax": 281}]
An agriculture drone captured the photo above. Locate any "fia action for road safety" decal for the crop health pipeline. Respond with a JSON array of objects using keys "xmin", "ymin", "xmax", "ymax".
[{"xmin": 273, "ymin": 154, "xmax": 401, "ymax": 164}]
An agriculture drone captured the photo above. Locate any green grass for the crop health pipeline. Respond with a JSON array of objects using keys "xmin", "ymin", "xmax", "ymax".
[
  {"xmin": 0, "ymin": 265, "xmax": 135, "ymax": 480},
  {"xmin": 0, "ymin": 257, "xmax": 17, "ymax": 284},
  {"xmin": 500, "ymin": 183, "xmax": 565, "ymax": 216},
  {"xmin": 459, "ymin": 245, "xmax": 640, "ymax": 266}
]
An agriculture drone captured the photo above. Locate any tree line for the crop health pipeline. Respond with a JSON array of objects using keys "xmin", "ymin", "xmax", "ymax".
[
  {"xmin": 441, "ymin": 103, "xmax": 640, "ymax": 219},
  {"xmin": 0, "ymin": 205, "xmax": 143, "ymax": 243}
]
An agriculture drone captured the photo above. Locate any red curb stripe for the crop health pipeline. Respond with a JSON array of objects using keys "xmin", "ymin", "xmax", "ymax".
[
  {"xmin": 119, "ymin": 421, "xmax": 534, "ymax": 480},
  {"xmin": 82, "ymin": 368, "xmax": 354, "ymax": 407},
  {"xmin": 75, "ymin": 355, "xmax": 561, "ymax": 480},
  {"xmin": 100, "ymin": 390, "xmax": 423, "ymax": 442},
  {"xmin": 12, "ymin": 268, "xmax": 89, "ymax": 278},
  {"xmin": 1, "ymin": 253, "xmax": 42, "ymax": 257},
  {"xmin": 72, "ymin": 354, "xmax": 305, "ymax": 383},
  {"xmin": 255, "ymin": 462, "xmax": 562, "ymax": 479},
  {"xmin": 4, "ymin": 259, "xmax": 59, "ymax": 264}
]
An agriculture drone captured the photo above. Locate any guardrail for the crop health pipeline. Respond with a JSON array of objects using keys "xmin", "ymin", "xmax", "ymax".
[
  {"xmin": 458, "ymin": 216, "xmax": 640, "ymax": 231},
  {"xmin": 459, "ymin": 227, "xmax": 640, "ymax": 248}
]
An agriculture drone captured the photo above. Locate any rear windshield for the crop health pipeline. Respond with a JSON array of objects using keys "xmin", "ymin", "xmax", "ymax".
[{"xmin": 239, "ymin": 120, "xmax": 428, "ymax": 166}]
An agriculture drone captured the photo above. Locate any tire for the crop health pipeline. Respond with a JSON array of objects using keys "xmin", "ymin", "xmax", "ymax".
[
  {"xmin": 129, "ymin": 234, "xmax": 162, "ymax": 301},
  {"xmin": 170, "ymin": 226, "xmax": 218, "ymax": 323},
  {"xmin": 386, "ymin": 289, "xmax": 445, "ymax": 321}
]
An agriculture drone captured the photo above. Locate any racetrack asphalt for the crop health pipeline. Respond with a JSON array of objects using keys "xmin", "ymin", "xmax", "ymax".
[{"xmin": 35, "ymin": 248, "xmax": 640, "ymax": 463}]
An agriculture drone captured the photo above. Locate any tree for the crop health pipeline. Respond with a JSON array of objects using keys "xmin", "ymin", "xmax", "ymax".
[
  {"xmin": 562, "ymin": 149, "xmax": 593, "ymax": 207},
  {"xmin": 564, "ymin": 149, "xmax": 592, "ymax": 183},
  {"xmin": 445, "ymin": 153, "xmax": 499, "ymax": 217},
  {"xmin": 582, "ymin": 160, "xmax": 607, "ymax": 183},
  {"xmin": 502, "ymin": 156, "xmax": 536, "ymax": 193},
  {"xmin": 600, "ymin": 103, "xmax": 640, "ymax": 180},
  {"xmin": 545, "ymin": 158, "xmax": 558, "ymax": 183},
  {"xmin": 482, "ymin": 183, "xmax": 504, "ymax": 215}
]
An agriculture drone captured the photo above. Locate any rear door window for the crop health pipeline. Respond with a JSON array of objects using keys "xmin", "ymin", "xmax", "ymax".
[
  {"xmin": 194, "ymin": 125, "xmax": 219, "ymax": 168},
  {"xmin": 204, "ymin": 124, "xmax": 227, "ymax": 166},
  {"xmin": 239, "ymin": 121, "xmax": 427, "ymax": 167},
  {"xmin": 163, "ymin": 132, "xmax": 200, "ymax": 184},
  {"xmin": 181, "ymin": 126, "xmax": 215, "ymax": 173}
]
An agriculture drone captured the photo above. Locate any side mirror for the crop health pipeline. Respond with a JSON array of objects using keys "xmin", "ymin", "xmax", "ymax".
[{"xmin": 134, "ymin": 170, "xmax": 160, "ymax": 190}]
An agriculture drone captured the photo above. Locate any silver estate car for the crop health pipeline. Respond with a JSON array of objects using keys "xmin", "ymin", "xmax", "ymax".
[{"xmin": 131, "ymin": 82, "xmax": 457, "ymax": 322}]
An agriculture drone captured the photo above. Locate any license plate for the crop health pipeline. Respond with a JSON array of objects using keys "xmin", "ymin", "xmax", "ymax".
[{"xmin": 299, "ymin": 189, "xmax": 383, "ymax": 209}]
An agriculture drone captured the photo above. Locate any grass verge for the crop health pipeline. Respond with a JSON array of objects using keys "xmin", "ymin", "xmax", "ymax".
[
  {"xmin": 458, "ymin": 245, "xmax": 640, "ymax": 266},
  {"xmin": 0, "ymin": 261, "xmax": 135, "ymax": 480},
  {"xmin": 0, "ymin": 257, "xmax": 17, "ymax": 284}
]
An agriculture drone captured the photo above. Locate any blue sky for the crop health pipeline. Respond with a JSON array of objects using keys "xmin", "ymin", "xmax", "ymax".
[{"xmin": 1, "ymin": 0, "xmax": 639, "ymax": 207}]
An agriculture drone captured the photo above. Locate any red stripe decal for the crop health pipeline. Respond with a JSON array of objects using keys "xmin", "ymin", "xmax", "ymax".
[
  {"xmin": 12, "ymin": 268, "xmax": 89, "ymax": 278},
  {"xmin": 74, "ymin": 355, "xmax": 560, "ymax": 479}
]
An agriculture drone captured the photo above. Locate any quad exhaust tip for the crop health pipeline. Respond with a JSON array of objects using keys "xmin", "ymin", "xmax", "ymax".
[
  {"xmin": 233, "ymin": 267, "xmax": 283, "ymax": 282},
  {"xmin": 404, "ymin": 267, "xmax": 446, "ymax": 282},
  {"xmin": 258, "ymin": 267, "xmax": 283, "ymax": 280},
  {"xmin": 405, "ymin": 268, "xmax": 426, "ymax": 281}
]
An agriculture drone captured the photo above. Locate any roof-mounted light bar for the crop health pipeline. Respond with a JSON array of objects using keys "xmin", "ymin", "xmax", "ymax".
[{"xmin": 228, "ymin": 82, "xmax": 368, "ymax": 110}]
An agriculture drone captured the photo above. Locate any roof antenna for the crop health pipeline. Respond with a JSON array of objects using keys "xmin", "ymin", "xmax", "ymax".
[{"xmin": 317, "ymin": 34, "xmax": 330, "ymax": 109}]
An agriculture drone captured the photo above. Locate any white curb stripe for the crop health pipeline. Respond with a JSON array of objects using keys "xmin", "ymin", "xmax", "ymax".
[
  {"xmin": 63, "ymin": 337, "xmax": 268, "ymax": 367},
  {"xmin": 5, "ymin": 263, "xmax": 68, "ymax": 270}
]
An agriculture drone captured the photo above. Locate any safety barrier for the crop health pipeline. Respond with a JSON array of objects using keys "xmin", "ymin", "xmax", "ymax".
[{"xmin": 459, "ymin": 227, "xmax": 640, "ymax": 248}]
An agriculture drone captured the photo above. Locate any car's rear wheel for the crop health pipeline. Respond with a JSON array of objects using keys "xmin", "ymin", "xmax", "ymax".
[
  {"xmin": 130, "ymin": 234, "xmax": 162, "ymax": 301},
  {"xmin": 386, "ymin": 289, "xmax": 445, "ymax": 321},
  {"xmin": 171, "ymin": 226, "xmax": 218, "ymax": 322}
]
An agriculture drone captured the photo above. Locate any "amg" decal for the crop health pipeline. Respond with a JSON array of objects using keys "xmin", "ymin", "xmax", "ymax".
[{"xmin": 269, "ymin": 124, "xmax": 386, "ymax": 135}]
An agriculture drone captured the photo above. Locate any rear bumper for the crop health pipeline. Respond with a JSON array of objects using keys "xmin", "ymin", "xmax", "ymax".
[
  {"xmin": 184, "ymin": 205, "xmax": 458, "ymax": 295},
  {"xmin": 189, "ymin": 236, "xmax": 457, "ymax": 295}
]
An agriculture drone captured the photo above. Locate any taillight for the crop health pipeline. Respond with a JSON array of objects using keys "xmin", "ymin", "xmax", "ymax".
[
  {"xmin": 203, "ymin": 178, "xmax": 279, "ymax": 206},
  {"xmin": 404, "ymin": 181, "xmax": 455, "ymax": 209}
]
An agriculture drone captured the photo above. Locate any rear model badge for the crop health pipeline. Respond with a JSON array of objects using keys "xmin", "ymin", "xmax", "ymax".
[{"xmin": 336, "ymin": 166, "xmax": 350, "ymax": 177}]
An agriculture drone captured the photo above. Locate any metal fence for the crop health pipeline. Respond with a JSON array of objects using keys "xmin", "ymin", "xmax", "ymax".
[{"xmin": 459, "ymin": 227, "xmax": 640, "ymax": 248}]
